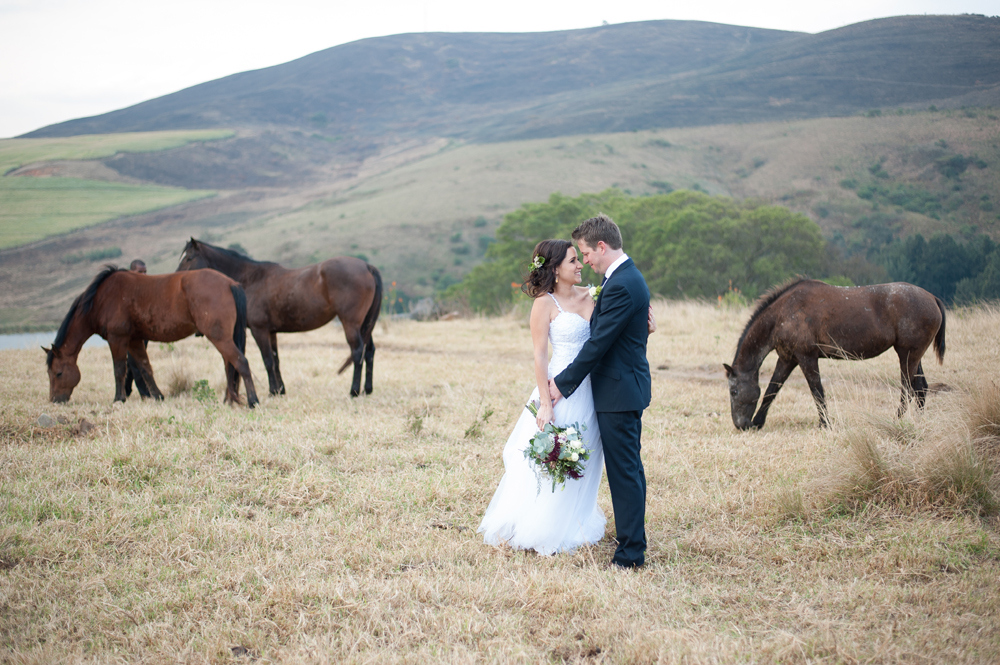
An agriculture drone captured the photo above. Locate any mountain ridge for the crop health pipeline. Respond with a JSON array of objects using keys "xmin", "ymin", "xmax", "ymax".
[{"xmin": 21, "ymin": 15, "xmax": 1000, "ymax": 143}]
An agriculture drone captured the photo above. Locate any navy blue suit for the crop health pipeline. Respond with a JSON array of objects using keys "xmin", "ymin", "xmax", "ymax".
[{"xmin": 554, "ymin": 258, "xmax": 651, "ymax": 567}]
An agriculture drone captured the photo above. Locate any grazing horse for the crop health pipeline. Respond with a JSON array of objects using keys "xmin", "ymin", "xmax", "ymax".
[
  {"xmin": 724, "ymin": 279, "xmax": 945, "ymax": 430},
  {"xmin": 176, "ymin": 239, "xmax": 382, "ymax": 397},
  {"xmin": 45, "ymin": 266, "xmax": 259, "ymax": 408}
]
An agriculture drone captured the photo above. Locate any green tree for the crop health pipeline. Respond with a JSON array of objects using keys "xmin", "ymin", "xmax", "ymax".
[{"xmin": 447, "ymin": 189, "xmax": 828, "ymax": 313}]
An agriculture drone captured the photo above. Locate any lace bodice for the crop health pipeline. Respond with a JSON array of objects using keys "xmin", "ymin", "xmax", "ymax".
[{"xmin": 547, "ymin": 294, "xmax": 591, "ymax": 378}]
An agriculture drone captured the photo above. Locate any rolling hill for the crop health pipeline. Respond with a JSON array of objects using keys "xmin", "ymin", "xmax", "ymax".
[{"xmin": 22, "ymin": 15, "xmax": 1000, "ymax": 144}]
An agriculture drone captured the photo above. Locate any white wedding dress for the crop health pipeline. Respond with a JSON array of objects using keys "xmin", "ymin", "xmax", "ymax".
[{"xmin": 478, "ymin": 293, "xmax": 606, "ymax": 555}]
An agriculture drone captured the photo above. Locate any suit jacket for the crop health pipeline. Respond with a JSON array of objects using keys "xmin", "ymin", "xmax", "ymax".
[{"xmin": 555, "ymin": 258, "xmax": 652, "ymax": 412}]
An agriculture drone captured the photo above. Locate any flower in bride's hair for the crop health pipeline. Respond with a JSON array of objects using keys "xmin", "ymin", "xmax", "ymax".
[{"xmin": 530, "ymin": 255, "xmax": 545, "ymax": 272}]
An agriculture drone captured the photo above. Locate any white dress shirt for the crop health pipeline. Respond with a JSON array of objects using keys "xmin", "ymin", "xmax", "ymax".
[{"xmin": 602, "ymin": 253, "xmax": 630, "ymax": 283}]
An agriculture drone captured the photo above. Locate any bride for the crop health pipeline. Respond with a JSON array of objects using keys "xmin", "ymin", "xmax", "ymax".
[{"xmin": 477, "ymin": 239, "xmax": 607, "ymax": 555}]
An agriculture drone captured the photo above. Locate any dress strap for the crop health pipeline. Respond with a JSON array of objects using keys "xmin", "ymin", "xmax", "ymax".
[{"xmin": 547, "ymin": 292, "xmax": 565, "ymax": 312}]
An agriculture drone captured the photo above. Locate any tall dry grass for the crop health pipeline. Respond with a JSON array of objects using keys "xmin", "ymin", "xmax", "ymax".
[{"xmin": 1, "ymin": 302, "xmax": 998, "ymax": 663}]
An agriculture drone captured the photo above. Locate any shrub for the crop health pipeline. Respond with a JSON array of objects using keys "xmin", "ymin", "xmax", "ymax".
[
  {"xmin": 447, "ymin": 189, "xmax": 825, "ymax": 313},
  {"xmin": 61, "ymin": 246, "xmax": 123, "ymax": 264},
  {"xmin": 192, "ymin": 380, "xmax": 216, "ymax": 403}
]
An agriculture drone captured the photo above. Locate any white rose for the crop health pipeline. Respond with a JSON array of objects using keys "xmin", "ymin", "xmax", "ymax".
[{"xmin": 570, "ymin": 453, "xmax": 579, "ymax": 462}]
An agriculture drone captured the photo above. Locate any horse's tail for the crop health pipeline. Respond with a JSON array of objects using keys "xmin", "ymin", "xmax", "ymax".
[
  {"xmin": 337, "ymin": 264, "xmax": 383, "ymax": 374},
  {"xmin": 231, "ymin": 284, "xmax": 248, "ymax": 355},
  {"xmin": 933, "ymin": 295, "xmax": 946, "ymax": 364}
]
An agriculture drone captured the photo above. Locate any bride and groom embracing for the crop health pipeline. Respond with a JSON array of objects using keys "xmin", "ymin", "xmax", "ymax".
[{"xmin": 478, "ymin": 214, "xmax": 654, "ymax": 570}]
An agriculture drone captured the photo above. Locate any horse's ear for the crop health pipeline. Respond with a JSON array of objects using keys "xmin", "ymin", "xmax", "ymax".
[
  {"xmin": 723, "ymin": 363, "xmax": 734, "ymax": 378},
  {"xmin": 41, "ymin": 345, "xmax": 50, "ymax": 353}
]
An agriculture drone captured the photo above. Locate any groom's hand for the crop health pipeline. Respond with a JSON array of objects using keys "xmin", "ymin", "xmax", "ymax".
[{"xmin": 548, "ymin": 379, "xmax": 564, "ymax": 405}]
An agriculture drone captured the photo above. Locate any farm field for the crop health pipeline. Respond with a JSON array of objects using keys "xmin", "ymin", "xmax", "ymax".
[
  {"xmin": 0, "ymin": 130, "xmax": 231, "ymax": 249},
  {"xmin": 0, "ymin": 177, "xmax": 216, "ymax": 249},
  {"xmin": 2, "ymin": 300, "xmax": 998, "ymax": 663},
  {"xmin": 0, "ymin": 130, "xmax": 235, "ymax": 175}
]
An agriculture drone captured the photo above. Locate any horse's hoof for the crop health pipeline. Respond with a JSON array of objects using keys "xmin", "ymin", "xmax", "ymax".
[{"xmin": 350, "ymin": 390, "xmax": 360, "ymax": 398}]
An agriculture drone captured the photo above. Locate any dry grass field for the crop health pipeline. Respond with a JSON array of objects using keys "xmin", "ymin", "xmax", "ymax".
[{"xmin": 1, "ymin": 301, "xmax": 998, "ymax": 663}]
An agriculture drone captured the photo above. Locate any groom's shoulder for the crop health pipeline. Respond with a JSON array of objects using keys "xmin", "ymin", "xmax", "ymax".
[
  {"xmin": 617, "ymin": 260, "xmax": 646, "ymax": 285},
  {"xmin": 618, "ymin": 261, "xmax": 650, "ymax": 300}
]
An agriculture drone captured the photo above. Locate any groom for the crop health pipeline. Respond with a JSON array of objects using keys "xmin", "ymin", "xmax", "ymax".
[{"xmin": 550, "ymin": 214, "xmax": 652, "ymax": 569}]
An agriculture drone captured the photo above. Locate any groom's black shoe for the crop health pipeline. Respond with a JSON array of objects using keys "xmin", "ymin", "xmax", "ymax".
[{"xmin": 607, "ymin": 560, "xmax": 641, "ymax": 571}]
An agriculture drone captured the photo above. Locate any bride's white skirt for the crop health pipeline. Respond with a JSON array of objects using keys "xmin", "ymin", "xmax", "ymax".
[{"xmin": 478, "ymin": 381, "xmax": 606, "ymax": 555}]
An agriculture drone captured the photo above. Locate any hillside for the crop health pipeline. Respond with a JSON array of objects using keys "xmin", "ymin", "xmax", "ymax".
[
  {"xmin": 2, "ymin": 109, "xmax": 997, "ymax": 331},
  {"xmin": 22, "ymin": 16, "xmax": 1000, "ymax": 144}
]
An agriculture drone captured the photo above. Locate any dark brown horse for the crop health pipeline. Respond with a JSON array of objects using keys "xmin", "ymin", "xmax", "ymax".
[
  {"xmin": 45, "ymin": 266, "xmax": 259, "ymax": 407},
  {"xmin": 724, "ymin": 279, "xmax": 945, "ymax": 430},
  {"xmin": 176, "ymin": 239, "xmax": 382, "ymax": 397}
]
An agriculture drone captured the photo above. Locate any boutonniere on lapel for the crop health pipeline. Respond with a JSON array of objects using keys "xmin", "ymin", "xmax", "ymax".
[{"xmin": 588, "ymin": 284, "xmax": 602, "ymax": 301}]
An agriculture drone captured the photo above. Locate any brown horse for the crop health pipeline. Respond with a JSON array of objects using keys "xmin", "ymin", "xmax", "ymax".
[
  {"xmin": 45, "ymin": 266, "xmax": 259, "ymax": 407},
  {"xmin": 176, "ymin": 239, "xmax": 382, "ymax": 397},
  {"xmin": 724, "ymin": 279, "xmax": 945, "ymax": 430}
]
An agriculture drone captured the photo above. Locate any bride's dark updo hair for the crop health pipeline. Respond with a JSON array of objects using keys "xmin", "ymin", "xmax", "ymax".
[{"xmin": 522, "ymin": 239, "xmax": 573, "ymax": 298}]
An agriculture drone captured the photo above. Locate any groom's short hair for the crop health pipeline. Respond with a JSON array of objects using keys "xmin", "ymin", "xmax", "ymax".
[{"xmin": 572, "ymin": 214, "xmax": 622, "ymax": 250}]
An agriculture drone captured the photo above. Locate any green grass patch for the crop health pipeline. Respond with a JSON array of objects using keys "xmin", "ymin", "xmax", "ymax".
[
  {"xmin": 0, "ymin": 177, "xmax": 215, "ymax": 249},
  {"xmin": 0, "ymin": 129, "xmax": 234, "ymax": 175}
]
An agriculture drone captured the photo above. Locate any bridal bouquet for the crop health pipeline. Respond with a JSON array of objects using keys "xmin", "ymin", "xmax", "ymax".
[{"xmin": 524, "ymin": 400, "xmax": 591, "ymax": 493}]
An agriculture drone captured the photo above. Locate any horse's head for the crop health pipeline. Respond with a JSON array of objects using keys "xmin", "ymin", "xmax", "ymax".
[
  {"xmin": 44, "ymin": 346, "xmax": 81, "ymax": 403},
  {"xmin": 177, "ymin": 238, "xmax": 208, "ymax": 271},
  {"xmin": 723, "ymin": 363, "xmax": 760, "ymax": 431}
]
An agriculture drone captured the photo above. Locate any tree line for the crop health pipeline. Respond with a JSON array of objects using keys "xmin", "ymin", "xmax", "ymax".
[{"xmin": 445, "ymin": 189, "xmax": 1000, "ymax": 313}]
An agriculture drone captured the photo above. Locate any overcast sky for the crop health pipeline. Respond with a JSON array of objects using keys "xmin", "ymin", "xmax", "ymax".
[{"xmin": 1, "ymin": 0, "xmax": 997, "ymax": 138}]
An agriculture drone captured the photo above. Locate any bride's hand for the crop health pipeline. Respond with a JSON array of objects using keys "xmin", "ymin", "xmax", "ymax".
[
  {"xmin": 535, "ymin": 402, "xmax": 554, "ymax": 430},
  {"xmin": 647, "ymin": 305, "xmax": 657, "ymax": 334}
]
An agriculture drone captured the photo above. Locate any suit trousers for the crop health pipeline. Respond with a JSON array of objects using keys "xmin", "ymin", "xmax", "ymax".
[{"xmin": 597, "ymin": 409, "xmax": 647, "ymax": 567}]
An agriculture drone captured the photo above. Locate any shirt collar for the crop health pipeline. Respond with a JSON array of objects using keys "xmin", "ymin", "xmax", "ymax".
[{"xmin": 603, "ymin": 253, "xmax": 629, "ymax": 282}]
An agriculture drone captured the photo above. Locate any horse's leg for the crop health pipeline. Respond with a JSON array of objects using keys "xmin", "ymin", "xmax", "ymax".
[
  {"xmin": 751, "ymin": 356, "xmax": 798, "ymax": 429},
  {"xmin": 126, "ymin": 348, "xmax": 153, "ymax": 398},
  {"xmin": 124, "ymin": 354, "xmax": 135, "ymax": 397},
  {"xmin": 251, "ymin": 326, "xmax": 281, "ymax": 396},
  {"xmin": 363, "ymin": 337, "xmax": 375, "ymax": 395},
  {"xmin": 914, "ymin": 360, "xmax": 929, "ymax": 410},
  {"xmin": 896, "ymin": 351, "xmax": 922, "ymax": 417},
  {"xmin": 270, "ymin": 331, "xmax": 285, "ymax": 395},
  {"xmin": 209, "ymin": 338, "xmax": 259, "ymax": 408},
  {"xmin": 343, "ymin": 324, "xmax": 365, "ymax": 397},
  {"xmin": 127, "ymin": 339, "xmax": 164, "ymax": 401},
  {"xmin": 798, "ymin": 355, "xmax": 829, "ymax": 427},
  {"xmin": 108, "ymin": 338, "xmax": 130, "ymax": 403}
]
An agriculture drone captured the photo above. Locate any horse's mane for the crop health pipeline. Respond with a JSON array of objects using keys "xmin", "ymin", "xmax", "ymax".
[
  {"xmin": 48, "ymin": 265, "xmax": 123, "ymax": 366},
  {"xmin": 734, "ymin": 277, "xmax": 809, "ymax": 360},
  {"xmin": 186, "ymin": 239, "xmax": 266, "ymax": 265}
]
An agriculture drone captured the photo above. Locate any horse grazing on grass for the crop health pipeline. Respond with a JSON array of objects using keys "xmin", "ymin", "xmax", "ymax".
[
  {"xmin": 45, "ymin": 266, "xmax": 259, "ymax": 408},
  {"xmin": 724, "ymin": 279, "xmax": 945, "ymax": 430},
  {"xmin": 176, "ymin": 239, "xmax": 382, "ymax": 397}
]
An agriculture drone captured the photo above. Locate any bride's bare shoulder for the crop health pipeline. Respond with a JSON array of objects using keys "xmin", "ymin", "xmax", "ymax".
[{"xmin": 530, "ymin": 292, "xmax": 557, "ymax": 316}]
